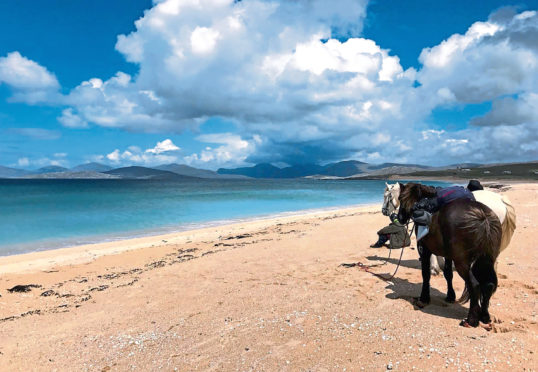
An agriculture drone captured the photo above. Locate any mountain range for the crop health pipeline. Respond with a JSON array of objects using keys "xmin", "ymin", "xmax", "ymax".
[
  {"xmin": 0, "ymin": 161, "xmax": 536, "ymax": 180},
  {"xmin": 0, "ymin": 163, "xmax": 248, "ymax": 180},
  {"xmin": 217, "ymin": 160, "xmax": 431, "ymax": 178}
]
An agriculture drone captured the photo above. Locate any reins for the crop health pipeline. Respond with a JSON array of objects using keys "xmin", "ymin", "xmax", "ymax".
[{"xmin": 341, "ymin": 220, "xmax": 415, "ymax": 282}]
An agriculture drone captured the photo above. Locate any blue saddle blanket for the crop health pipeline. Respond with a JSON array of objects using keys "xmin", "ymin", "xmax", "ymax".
[{"xmin": 436, "ymin": 186, "xmax": 475, "ymax": 207}]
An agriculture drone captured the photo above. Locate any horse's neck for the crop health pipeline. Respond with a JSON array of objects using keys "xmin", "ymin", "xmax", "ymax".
[{"xmin": 418, "ymin": 185, "xmax": 437, "ymax": 198}]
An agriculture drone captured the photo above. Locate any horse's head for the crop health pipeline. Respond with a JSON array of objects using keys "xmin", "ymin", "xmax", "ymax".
[
  {"xmin": 382, "ymin": 182, "xmax": 400, "ymax": 216},
  {"xmin": 397, "ymin": 182, "xmax": 437, "ymax": 223}
]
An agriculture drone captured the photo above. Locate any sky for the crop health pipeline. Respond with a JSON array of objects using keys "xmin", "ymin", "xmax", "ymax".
[{"xmin": 0, "ymin": 0, "xmax": 537, "ymax": 170}]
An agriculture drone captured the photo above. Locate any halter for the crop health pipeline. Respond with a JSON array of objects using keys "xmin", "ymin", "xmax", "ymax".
[{"xmin": 382, "ymin": 189, "xmax": 399, "ymax": 216}]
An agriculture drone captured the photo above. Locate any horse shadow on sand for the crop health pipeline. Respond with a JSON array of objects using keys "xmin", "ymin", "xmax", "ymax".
[{"xmin": 365, "ymin": 254, "xmax": 468, "ymax": 321}]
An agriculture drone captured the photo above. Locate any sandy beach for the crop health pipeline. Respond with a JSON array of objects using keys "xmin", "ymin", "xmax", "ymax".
[{"xmin": 0, "ymin": 183, "xmax": 536, "ymax": 371}]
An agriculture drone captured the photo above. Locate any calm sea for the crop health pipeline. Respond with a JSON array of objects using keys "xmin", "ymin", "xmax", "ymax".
[{"xmin": 0, "ymin": 178, "xmax": 451, "ymax": 256}]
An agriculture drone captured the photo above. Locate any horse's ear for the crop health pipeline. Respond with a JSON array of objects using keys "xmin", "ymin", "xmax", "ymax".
[
  {"xmin": 398, "ymin": 182, "xmax": 405, "ymax": 191},
  {"xmin": 385, "ymin": 182, "xmax": 389, "ymax": 188}
]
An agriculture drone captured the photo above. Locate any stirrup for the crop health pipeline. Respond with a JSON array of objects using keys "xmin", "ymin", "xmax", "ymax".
[{"xmin": 416, "ymin": 225, "xmax": 429, "ymax": 241}]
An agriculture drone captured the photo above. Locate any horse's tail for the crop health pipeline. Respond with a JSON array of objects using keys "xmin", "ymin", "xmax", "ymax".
[
  {"xmin": 500, "ymin": 195, "xmax": 516, "ymax": 252},
  {"xmin": 458, "ymin": 204, "xmax": 502, "ymax": 304}
]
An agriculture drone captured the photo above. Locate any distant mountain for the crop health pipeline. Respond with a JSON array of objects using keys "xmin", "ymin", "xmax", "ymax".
[
  {"xmin": 218, "ymin": 163, "xmax": 327, "ymax": 178},
  {"xmin": 368, "ymin": 162, "xmax": 430, "ymax": 170},
  {"xmin": 35, "ymin": 165, "xmax": 69, "ymax": 174},
  {"xmin": 218, "ymin": 160, "xmax": 396, "ymax": 178},
  {"xmin": 25, "ymin": 171, "xmax": 120, "ymax": 179},
  {"xmin": 447, "ymin": 163, "xmax": 483, "ymax": 168},
  {"xmin": 405, "ymin": 161, "xmax": 538, "ymax": 180},
  {"xmin": 71, "ymin": 162, "xmax": 113, "ymax": 172},
  {"xmin": 218, "ymin": 163, "xmax": 284, "ymax": 178},
  {"xmin": 323, "ymin": 160, "xmax": 368, "ymax": 177},
  {"xmin": 104, "ymin": 166, "xmax": 200, "ymax": 180},
  {"xmin": 0, "ymin": 165, "xmax": 33, "ymax": 178},
  {"xmin": 279, "ymin": 164, "xmax": 326, "ymax": 178},
  {"xmin": 155, "ymin": 163, "xmax": 248, "ymax": 179}
]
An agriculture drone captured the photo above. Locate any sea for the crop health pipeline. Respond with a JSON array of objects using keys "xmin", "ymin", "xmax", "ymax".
[{"xmin": 0, "ymin": 178, "xmax": 452, "ymax": 256}]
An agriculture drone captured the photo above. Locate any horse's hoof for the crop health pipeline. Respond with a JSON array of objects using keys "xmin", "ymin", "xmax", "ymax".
[
  {"xmin": 460, "ymin": 319, "xmax": 478, "ymax": 328},
  {"xmin": 445, "ymin": 297, "xmax": 455, "ymax": 304},
  {"xmin": 412, "ymin": 297, "xmax": 429, "ymax": 308},
  {"xmin": 480, "ymin": 322, "xmax": 493, "ymax": 331}
]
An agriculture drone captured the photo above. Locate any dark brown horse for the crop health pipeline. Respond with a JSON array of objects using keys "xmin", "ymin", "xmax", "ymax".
[{"xmin": 397, "ymin": 182, "xmax": 502, "ymax": 328}]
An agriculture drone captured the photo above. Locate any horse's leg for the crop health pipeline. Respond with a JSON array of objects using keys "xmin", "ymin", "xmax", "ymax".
[
  {"xmin": 415, "ymin": 244, "xmax": 432, "ymax": 307},
  {"xmin": 472, "ymin": 256, "xmax": 498, "ymax": 326},
  {"xmin": 430, "ymin": 255, "xmax": 442, "ymax": 276},
  {"xmin": 455, "ymin": 261, "xmax": 481, "ymax": 327},
  {"xmin": 443, "ymin": 258, "xmax": 456, "ymax": 303}
]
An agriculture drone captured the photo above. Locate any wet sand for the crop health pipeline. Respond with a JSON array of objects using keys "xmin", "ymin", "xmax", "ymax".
[{"xmin": 0, "ymin": 183, "xmax": 536, "ymax": 371}]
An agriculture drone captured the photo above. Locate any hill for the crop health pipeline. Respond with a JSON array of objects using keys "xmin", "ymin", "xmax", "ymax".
[
  {"xmin": 0, "ymin": 166, "xmax": 33, "ymax": 178},
  {"xmin": 35, "ymin": 166, "xmax": 69, "ymax": 174},
  {"xmin": 71, "ymin": 162, "xmax": 113, "ymax": 172},
  {"xmin": 104, "ymin": 166, "xmax": 200, "ymax": 180},
  {"xmin": 155, "ymin": 163, "xmax": 248, "ymax": 179},
  {"xmin": 218, "ymin": 160, "xmax": 427, "ymax": 178},
  {"xmin": 218, "ymin": 163, "xmax": 284, "ymax": 178},
  {"xmin": 24, "ymin": 171, "xmax": 120, "ymax": 179},
  {"xmin": 404, "ymin": 161, "xmax": 538, "ymax": 180}
]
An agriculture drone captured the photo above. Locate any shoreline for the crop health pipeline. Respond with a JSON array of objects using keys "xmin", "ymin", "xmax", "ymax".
[{"xmin": 0, "ymin": 203, "xmax": 379, "ymax": 274}]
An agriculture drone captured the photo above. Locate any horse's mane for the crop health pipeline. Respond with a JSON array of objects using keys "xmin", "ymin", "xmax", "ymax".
[{"xmin": 399, "ymin": 182, "xmax": 437, "ymax": 212}]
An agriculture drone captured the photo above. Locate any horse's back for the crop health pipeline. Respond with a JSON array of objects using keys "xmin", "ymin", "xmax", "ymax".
[{"xmin": 439, "ymin": 199, "xmax": 502, "ymax": 260}]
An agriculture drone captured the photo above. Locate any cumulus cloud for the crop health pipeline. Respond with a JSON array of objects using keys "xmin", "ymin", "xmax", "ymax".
[
  {"xmin": 57, "ymin": 108, "xmax": 88, "ymax": 128},
  {"xmin": 145, "ymin": 139, "xmax": 180, "ymax": 154},
  {"xmin": 418, "ymin": 9, "xmax": 538, "ymax": 104},
  {"xmin": 184, "ymin": 133, "xmax": 259, "ymax": 168},
  {"xmin": 17, "ymin": 155, "xmax": 70, "ymax": 169},
  {"xmin": 0, "ymin": 52, "xmax": 60, "ymax": 103},
  {"xmin": 3, "ymin": 2, "xmax": 538, "ymax": 166},
  {"xmin": 0, "ymin": 52, "xmax": 59, "ymax": 90},
  {"xmin": 470, "ymin": 92, "xmax": 538, "ymax": 126},
  {"xmin": 17, "ymin": 157, "xmax": 30, "ymax": 167},
  {"xmin": 103, "ymin": 139, "xmax": 181, "ymax": 165}
]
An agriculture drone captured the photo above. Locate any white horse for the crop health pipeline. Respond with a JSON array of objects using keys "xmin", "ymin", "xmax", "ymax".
[{"xmin": 382, "ymin": 182, "xmax": 516, "ymax": 275}]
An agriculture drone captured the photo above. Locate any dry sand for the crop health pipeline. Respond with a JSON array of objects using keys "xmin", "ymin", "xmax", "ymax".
[{"xmin": 0, "ymin": 183, "xmax": 536, "ymax": 371}]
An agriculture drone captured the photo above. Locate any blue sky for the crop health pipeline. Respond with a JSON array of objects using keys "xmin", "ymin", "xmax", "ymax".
[{"xmin": 0, "ymin": 0, "xmax": 537, "ymax": 170}]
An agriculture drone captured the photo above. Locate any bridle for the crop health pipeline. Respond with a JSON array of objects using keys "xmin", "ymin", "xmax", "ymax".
[{"xmin": 382, "ymin": 188, "xmax": 399, "ymax": 216}]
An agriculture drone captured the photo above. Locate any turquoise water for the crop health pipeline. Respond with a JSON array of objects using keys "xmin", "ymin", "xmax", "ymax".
[{"xmin": 0, "ymin": 179, "xmax": 451, "ymax": 256}]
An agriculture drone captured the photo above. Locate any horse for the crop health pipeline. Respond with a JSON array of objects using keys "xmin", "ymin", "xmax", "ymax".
[
  {"xmin": 381, "ymin": 182, "xmax": 516, "ymax": 274},
  {"xmin": 397, "ymin": 182, "xmax": 502, "ymax": 328}
]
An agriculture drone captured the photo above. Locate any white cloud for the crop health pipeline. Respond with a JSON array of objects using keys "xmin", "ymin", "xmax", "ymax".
[
  {"xmin": 471, "ymin": 92, "xmax": 538, "ymax": 127},
  {"xmin": 0, "ymin": 52, "xmax": 60, "ymax": 104},
  {"xmin": 58, "ymin": 108, "xmax": 88, "ymax": 128},
  {"xmin": 417, "ymin": 10, "xmax": 538, "ymax": 104},
  {"xmin": 183, "ymin": 133, "xmax": 259, "ymax": 169},
  {"xmin": 145, "ymin": 139, "xmax": 180, "ymax": 154},
  {"xmin": 102, "ymin": 139, "xmax": 182, "ymax": 166},
  {"xmin": 0, "ymin": 52, "xmax": 59, "ymax": 90},
  {"xmin": 3, "ymin": 3, "xmax": 538, "ymax": 167},
  {"xmin": 190, "ymin": 27, "xmax": 220, "ymax": 54},
  {"xmin": 106, "ymin": 149, "xmax": 121, "ymax": 163},
  {"xmin": 17, "ymin": 157, "xmax": 30, "ymax": 167}
]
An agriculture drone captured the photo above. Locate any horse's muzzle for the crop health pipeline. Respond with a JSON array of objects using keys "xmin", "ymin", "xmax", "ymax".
[{"xmin": 382, "ymin": 207, "xmax": 389, "ymax": 216}]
